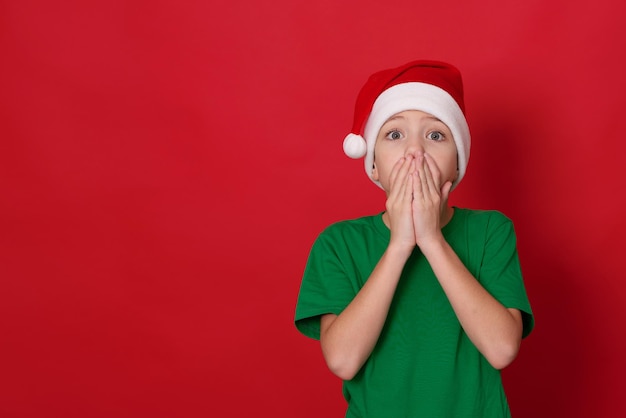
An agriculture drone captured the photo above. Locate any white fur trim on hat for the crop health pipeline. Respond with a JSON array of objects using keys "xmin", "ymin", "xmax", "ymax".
[
  {"xmin": 343, "ymin": 133, "xmax": 367, "ymax": 159},
  {"xmin": 362, "ymin": 82, "xmax": 471, "ymax": 190}
]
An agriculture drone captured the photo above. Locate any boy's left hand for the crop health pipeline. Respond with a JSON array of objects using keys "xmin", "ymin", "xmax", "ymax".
[{"xmin": 411, "ymin": 152, "xmax": 452, "ymax": 248}]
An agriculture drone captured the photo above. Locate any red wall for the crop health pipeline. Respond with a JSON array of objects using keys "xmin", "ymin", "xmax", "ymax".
[{"xmin": 1, "ymin": 1, "xmax": 625, "ymax": 416}]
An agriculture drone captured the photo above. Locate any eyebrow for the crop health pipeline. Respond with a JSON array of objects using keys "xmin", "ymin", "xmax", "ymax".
[
  {"xmin": 383, "ymin": 114, "xmax": 445, "ymax": 124},
  {"xmin": 385, "ymin": 115, "xmax": 406, "ymax": 122},
  {"xmin": 424, "ymin": 115, "xmax": 444, "ymax": 123}
]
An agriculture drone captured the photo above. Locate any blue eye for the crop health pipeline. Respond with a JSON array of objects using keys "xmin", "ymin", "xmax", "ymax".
[
  {"xmin": 428, "ymin": 131, "xmax": 444, "ymax": 141},
  {"xmin": 386, "ymin": 130, "xmax": 403, "ymax": 140}
]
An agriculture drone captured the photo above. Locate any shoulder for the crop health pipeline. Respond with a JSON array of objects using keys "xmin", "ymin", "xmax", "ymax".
[
  {"xmin": 309, "ymin": 213, "xmax": 386, "ymax": 258},
  {"xmin": 451, "ymin": 208, "xmax": 518, "ymax": 247},
  {"xmin": 453, "ymin": 208, "xmax": 520, "ymax": 254},
  {"xmin": 317, "ymin": 214, "xmax": 382, "ymax": 240},
  {"xmin": 455, "ymin": 207, "xmax": 514, "ymax": 229}
]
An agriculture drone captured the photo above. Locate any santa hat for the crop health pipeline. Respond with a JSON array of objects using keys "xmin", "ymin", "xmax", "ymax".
[{"xmin": 342, "ymin": 60, "xmax": 471, "ymax": 190}]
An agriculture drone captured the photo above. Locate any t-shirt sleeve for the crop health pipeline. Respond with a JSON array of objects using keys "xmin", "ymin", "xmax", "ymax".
[
  {"xmin": 478, "ymin": 213, "xmax": 535, "ymax": 338},
  {"xmin": 294, "ymin": 228, "xmax": 358, "ymax": 340}
]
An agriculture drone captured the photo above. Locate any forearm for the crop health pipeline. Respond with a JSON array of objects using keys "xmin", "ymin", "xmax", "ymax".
[
  {"xmin": 320, "ymin": 244, "xmax": 410, "ymax": 380},
  {"xmin": 421, "ymin": 237, "xmax": 523, "ymax": 370}
]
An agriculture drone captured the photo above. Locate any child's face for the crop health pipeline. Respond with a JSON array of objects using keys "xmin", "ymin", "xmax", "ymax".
[{"xmin": 372, "ymin": 110, "xmax": 458, "ymax": 193}]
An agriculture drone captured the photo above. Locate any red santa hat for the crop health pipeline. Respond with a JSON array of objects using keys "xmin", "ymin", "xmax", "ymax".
[{"xmin": 342, "ymin": 60, "xmax": 471, "ymax": 190}]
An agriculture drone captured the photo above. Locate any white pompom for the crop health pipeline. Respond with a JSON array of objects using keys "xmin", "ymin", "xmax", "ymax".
[{"xmin": 343, "ymin": 133, "xmax": 367, "ymax": 159}]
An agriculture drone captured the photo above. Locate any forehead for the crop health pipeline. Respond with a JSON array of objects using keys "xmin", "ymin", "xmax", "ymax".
[{"xmin": 382, "ymin": 110, "xmax": 449, "ymax": 127}]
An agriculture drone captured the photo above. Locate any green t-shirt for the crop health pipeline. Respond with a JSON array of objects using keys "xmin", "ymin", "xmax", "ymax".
[{"xmin": 295, "ymin": 208, "xmax": 534, "ymax": 417}]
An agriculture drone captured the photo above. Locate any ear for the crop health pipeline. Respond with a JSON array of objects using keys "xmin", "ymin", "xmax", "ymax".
[{"xmin": 371, "ymin": 161, "xmax": 379, "ymax": 181}]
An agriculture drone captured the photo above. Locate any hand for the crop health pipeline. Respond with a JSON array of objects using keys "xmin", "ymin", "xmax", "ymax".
[
  {"xmin": 385, "ymin": 156, "xmax": 417, "ymax": 253},
  {"xmin": 411, "ymin": 152, "xmax": 452, "ymax": 248}
]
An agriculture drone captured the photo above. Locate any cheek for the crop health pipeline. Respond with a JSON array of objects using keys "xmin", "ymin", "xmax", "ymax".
[
  {"xmin": 439, "ymin": 156, "xmax": 458, "ymax": 181},
  {"xmin": 373, "ymin": 156, "xmax": 397, "ymax": 189},
  {"xmin": 428, "ymin": 150, "xmax": 458, "ymax": 182}
]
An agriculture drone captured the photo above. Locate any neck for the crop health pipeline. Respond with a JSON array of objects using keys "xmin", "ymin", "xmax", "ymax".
[
  {"xmin": 382, "ymin": 205, "xmax": 454, "ymax": 229},
  {"xmin": 440, "ymin": 205, "xmax": 454, "ymax": 228}
]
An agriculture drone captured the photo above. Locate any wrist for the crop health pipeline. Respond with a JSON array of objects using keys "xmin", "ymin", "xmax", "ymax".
[
  {"xmin": 417, "ymin": 234, "xmax": 448, "ymax": 258},
  {"xmin": 386, "ymin": 241, "xmax": 415, "ymax": 261}
]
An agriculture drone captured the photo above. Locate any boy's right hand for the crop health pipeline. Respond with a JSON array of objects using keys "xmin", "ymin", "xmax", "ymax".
[{"xmin": 385, "ymin": 156, "xmax": 417, "ymax": 254}]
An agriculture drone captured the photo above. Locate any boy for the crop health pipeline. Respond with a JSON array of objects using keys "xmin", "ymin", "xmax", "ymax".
[{"xmin": 295, "ymin": 60, "xmax": 534, "ymax": 417}]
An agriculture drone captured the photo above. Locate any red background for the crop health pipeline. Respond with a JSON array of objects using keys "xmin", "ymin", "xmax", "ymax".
[{"xmin": 1, "ymin": 1, "xmax": 625, "ymax": 417}]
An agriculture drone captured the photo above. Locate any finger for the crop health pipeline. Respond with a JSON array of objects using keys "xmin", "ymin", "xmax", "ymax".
[
  {"xmin": 424, "ymin": 158, "xmax": 439, "ymax": 197},
  {"xmin": 388, "ymin": 157, "xmax": 412, "ymax": 206},
  {"xmin": 416, "ymin": 155, "xmax": 429, "ymax": 200},
  {"xmin": 423, "ymin": 153, "xmax": 441, "ymax": 181},
  {"xmin": 411, "ymin": 170, "xmax": 419, "ymax": 202},
  {"xmin": 412, "ymin": 167, "xmax": 424, "ymax": 206},
  {"xmin": 392, "ymin": 156, "xmax": 414, "ymax": 195},
  {"xmin": 388, "ymin": 157, "xmax": 405, "ymax": 191},
  {"xmin": 404, "ymin": 162, "xmax": 415, "ymax": 203},
  {"xmin": 396, "ymin": 163, "xmax": 410, "ymax": 202},
  {"xmin": 441, "ymin": 180, "xmax": 453, "ymax": 203},
  {"xmin": 400, "ymin": 158, "xmax": 416, "ymax": 202},
  {"xmin": 421, "ymin": 154, "xmax": 438, "ymax": 197}
]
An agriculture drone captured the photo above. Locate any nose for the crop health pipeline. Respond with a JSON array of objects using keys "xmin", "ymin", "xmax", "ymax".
[{"xmin": 404, "ymin": 136, "xmax": 425, "ymax": 158}]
